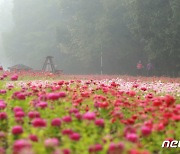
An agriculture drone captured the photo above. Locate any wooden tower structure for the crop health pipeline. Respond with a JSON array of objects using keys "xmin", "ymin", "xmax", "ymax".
[{"xmin": 42, "ymin": 56, "xmax": 56, "ymax": 73}]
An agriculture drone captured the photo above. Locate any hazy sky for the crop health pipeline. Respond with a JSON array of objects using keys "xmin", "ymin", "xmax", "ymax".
[{"xmin": 0, "ymin": 0, "xmax": 13, "ymax": 69}]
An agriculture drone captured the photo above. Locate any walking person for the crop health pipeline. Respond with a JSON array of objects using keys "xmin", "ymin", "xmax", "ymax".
[
  {"xmin": 146, "ymin": 61, "xmax": 153, "ymax": 76},
  {"xmin": 136, "ymin": 60, "xmax": 143, "ymax": 76}
]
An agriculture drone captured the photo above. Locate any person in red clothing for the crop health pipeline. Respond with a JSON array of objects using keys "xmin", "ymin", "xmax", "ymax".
[
  {"xmin": 136, "ymin": 60, "xmax": 143, "ymax": 76},
  {"xmin": 0, "ymin": 66, "xmax": 3, "ymax": 71}
]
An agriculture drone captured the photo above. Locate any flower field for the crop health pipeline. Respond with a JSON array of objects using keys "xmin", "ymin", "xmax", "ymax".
[{"xmin": 0, "ymin": 72, "xmax": 180, "ymax": 154}]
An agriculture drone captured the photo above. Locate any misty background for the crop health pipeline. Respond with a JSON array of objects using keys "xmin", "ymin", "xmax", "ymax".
[{"xmin": 0, "ymin": 0, "xmax": 179, "ymax": 75}]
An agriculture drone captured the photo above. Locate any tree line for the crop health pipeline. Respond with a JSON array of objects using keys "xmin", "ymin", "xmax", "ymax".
[{"xmin": 2, "ymin": 0, "xmax": 180, "ymax": 76}]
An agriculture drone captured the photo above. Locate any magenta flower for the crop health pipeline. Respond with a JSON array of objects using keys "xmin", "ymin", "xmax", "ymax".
[
  {"xmin": 44, "ymin": 138, "xmax": 59, "ymax": 148},
  {"xmin": 62, "ymin": 116, "xmax": 72, "ymax": 123},
  {"xmin": 0, "ymin": 90, "xmax": 6, "ymax": 94},
  {"xmin": 0, "ymin": 112, "xmax": 7, "ymax": 120},
  {"xmin": 32, "ymin": 118, "xmax": 46, "ymax": 128},
  {"xmin": 59, "ymin": 92, "xmax": 66, "ymax": 98},
  {"xmin": 83, "ymin": 112, "xmax": 96, "ymax": 120},
  {"xmin": 37, "ymin": 102, "xmax": 48, "ymax": 109},
  {"xmin": 47, "ymin": 93, "xmax": 60, "ymax": 100},
  {"xmin": 95, "ymin": 119, "xmax": 105, "ymax": 127},
  {"xmin": 62, "ymin": 149, "xmax": 71, "ymax": 154},
  {"xmin": 70, "ymin": 133, "xmax": 81, "ymax": 141},
  {"xmin": 0, "ymin": 147, "xmax": 5, "ymax": 154},
  {"xmin": 89, "ymin": 144, "xmax": 103, "ymax": 153},
  {"xmin": 28, "ymin": 111, "xmax": 40, "ymax": 119},
  {"xmin": 11, "ymin": 74, "xmax": 18, "ymax": 81},
  {"xmin": 108, "ymin": 142, "xmax": 124, "ymax": 154},
  {"xmin": 75, "ymin": 113, "xmax": 82, "ymax": 120},
  {"xmin": 141, "ymin": 126, "xmax": 152, "ymax": 136},
  {"xmin": 13, "ymin": 107, "xmax": 23, "ymax": 113},
  {"xmin": 12, "ymin": 126, "xmax": 23, "ymax": 135},
  {"xmin": 62, "ymin": 129, "xmax": 73, "ymax": 135},
  {"xmin": 15, "ymin": 111, "xmax": 25, "ymax": 118},
  {"xmin": 29, "ymin": 134, "xmax": 38, "ymax": 142},
  {"xmin": 13, "ymin": 139, "xmax": 31, "ymax": 154},
  {"xmin": 16, "ymin": 93, "xmax": 26, "ymax": 100},
  {"xmin": 126, "ymin": 133, "xmax": 138, "ymax": 143},
  {"xmin": 51, "ymin": 118, "xmax": 61, "ymax": 127},
  {"xmin": 0, "ymin": 101, "xmax": 6, "ymax": 110}
]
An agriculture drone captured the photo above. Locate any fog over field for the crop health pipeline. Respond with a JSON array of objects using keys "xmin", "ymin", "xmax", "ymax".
[{"xmin": 0, "ymin": 0, "xmax": 179, "ymax": 76}]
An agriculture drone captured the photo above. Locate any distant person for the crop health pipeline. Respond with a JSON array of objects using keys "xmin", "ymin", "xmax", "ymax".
[
  {"xmin": 136, "ymin": 60, "xmax": 143, "ymax": 76},
  {"xmin": 0, "ymin": 66, "xmax": 3, "ymax": 71},
  {"xmin": 146, "ymin": 61, "xmax": 153, "ymax": 76}
]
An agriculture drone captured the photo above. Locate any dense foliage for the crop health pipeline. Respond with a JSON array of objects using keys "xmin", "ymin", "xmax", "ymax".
[{"xmin": 2, "ymin": 0, "xmax": 180, "ymax": 75}]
